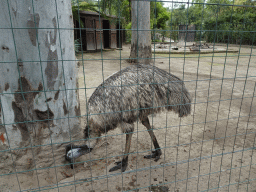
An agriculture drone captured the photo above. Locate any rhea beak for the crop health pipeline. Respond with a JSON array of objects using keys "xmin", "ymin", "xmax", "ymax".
[{"xmin": 65, "ymin": 144, "xmax": 92, "ymax": 169}]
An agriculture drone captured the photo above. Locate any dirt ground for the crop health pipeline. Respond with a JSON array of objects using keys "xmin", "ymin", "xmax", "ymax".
[{"xmin": 1, "ymin": 44, "xmax": 256, "ymax": 192}]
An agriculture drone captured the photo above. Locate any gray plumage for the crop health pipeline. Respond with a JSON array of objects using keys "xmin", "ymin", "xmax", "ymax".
[
  {"xmin": 87, "ymin": 64, "xmax": 191, "ymax": 131},
  {"xmin": 66, "ymin": 64, "xmax": 191, "ymax": 171}
]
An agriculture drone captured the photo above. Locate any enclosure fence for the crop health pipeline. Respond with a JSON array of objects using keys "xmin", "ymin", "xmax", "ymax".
[{"xmin": 0, "ymin": 0, "xmax": 256, "ymax": 191}]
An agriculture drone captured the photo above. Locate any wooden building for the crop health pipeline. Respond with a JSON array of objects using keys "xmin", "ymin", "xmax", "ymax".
[{"xmin": 74, "ymin": 11, "xmax": 124, "ymax": 51}]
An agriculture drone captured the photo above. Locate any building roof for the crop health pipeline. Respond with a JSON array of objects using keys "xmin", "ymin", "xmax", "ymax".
[{"xmin": 79, "ymin": 10, "xmax": 119, "ymax": 19}]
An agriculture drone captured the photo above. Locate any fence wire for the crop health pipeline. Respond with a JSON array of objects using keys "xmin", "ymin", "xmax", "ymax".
[{"xmin": 0, "ymin": 0, "xmax": 256, "ymax": 191}]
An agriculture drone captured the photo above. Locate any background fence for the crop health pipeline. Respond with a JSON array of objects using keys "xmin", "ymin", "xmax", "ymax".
[{"xmin": 0, "ymin": 0, "xmax": 256, "ymax": 191}]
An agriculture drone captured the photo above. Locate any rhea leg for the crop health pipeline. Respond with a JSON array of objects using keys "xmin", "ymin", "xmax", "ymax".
[
  {"xmin": 109, "ymin": 133, "xmax": 132, "ymax": 172},
  {"xmin": 141, "ymin": 117, "xmax": 162, "ymax": 161},
  {"xmin": 109, "ymin": 123, "xmax": 134, "ymax": 172}
]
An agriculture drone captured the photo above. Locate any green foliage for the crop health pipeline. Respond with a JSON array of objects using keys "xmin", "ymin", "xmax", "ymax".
[
  {"xmin": 152, "ymin": 39, "xmax": 162, "ymax": 43},
  {"xmin": 168, "ymin": 0, "xmax": 256, "ymax": 45},
  {"xmin": 72, "ymin": 0, "xmax": 256, "ymax": 45},
  {"xmin": 72, "ymin": 1, "xmax": 120, "ymax": 28},
  {"xmin": 72, "ymin": 1, "xmax": 99, "ymax": 28},
  {"xmin": 151, "ymin": 2, "xmax": 171, "ymax": 29},
  {"xmin": 100, "ymin": 0, "xmax": 130, "ymax": 22},
  {"xmin": 150, "ymin": 2, "xmax": 171, "ymax": 41},
  {"xmin": 203, "ymin": 0, "xmax": 256, "ymax": 44},
  {"xmin": 125, "ymin": 22, "xmax": 132, "ymax": 43}
]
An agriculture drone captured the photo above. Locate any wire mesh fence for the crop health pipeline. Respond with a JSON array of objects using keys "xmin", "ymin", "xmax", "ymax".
[{"xmin": 0, "ymin": 0, "xmax": 256, "ymax": 191}]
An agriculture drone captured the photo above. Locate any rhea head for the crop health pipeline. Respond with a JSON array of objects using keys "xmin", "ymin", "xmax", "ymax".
[{"xmin": 65, "ymin": 124, "xmax": 100, "ymax": 168}]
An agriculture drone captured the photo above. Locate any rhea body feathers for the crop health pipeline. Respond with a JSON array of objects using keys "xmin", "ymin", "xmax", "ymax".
[
  {"xmin": 66, "ymin": 64, "xmax": 191, "ymax": 171},
  {"xmin": 87, "ymin": 64, "xmax": 191, "ymax": 134}
]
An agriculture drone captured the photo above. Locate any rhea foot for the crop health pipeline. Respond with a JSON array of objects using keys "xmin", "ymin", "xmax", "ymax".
[
  {"xmin": 144, "ymin": 149, "xmax": 162, "ymax": 161},
  {"xmin": 109, "ymin": 157, "xmax": 128, "ymax": 172}
]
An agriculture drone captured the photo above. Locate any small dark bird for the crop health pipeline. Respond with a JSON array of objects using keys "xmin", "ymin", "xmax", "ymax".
[{"xmin": 65, "ymin": 64, "xmax": 191, "ymax": 172}]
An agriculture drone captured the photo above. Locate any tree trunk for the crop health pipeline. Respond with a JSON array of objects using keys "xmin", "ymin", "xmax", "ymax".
[
  {"xmin": 130, "ymin": 0, "xmax": 151, "ymax": 64},
  {"xmin": 129, "ymin": 0, "xmax": 131, "ymax": 22},
  {"xmin": 0, "ymin": 0, "xmax": 80, "ymax": 170}
]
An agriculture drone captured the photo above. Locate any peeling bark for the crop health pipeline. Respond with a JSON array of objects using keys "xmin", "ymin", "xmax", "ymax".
[
  {"xmin": 130, "ymin": 44, "xmax": 152, "ymax": 64},
  {"xmin": 4, "ymin": 83, "xmax": 9, "ymax": 91},
  {"xmin": 27, "ymin": 13, "xmax": 40, "ymax": 46},
  {"xmin": 11, "ymin": 102, "xmax": 29, "ymax": 141},
  {"xmin": 54, "ymin": 90, "xmax": 60, "ymax": 100},
  {"xmin": 0, "ymin": 0, "xmax": 81, "ymax": 171},
  {"xmin": 2, "ymin": 46, "xmax": 9, "ymax": 53},
  {"xmin": 63, "ymin": 100, "xmax": 68, "ymax": 115},
  {"xmin": 45, "ymin": 18, "xmax": 58, "ymax": 90},
  {"xmin": 75, "ymin": 105, "xmax": 81, "ymax": 117},
  {"xmin": 34, "ymin": 109, "xmax": 54, "ymax": 121}
]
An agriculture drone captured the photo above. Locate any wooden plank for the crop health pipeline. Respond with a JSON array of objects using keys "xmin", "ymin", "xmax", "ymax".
[
  {"xmin": 85, "ymin": 19, "xmax": 96, "ymax": 50},
  {"xmin": 110, "ymin": 23, "xmax": 117, "ymax": 49},
  {"xmin": 95, "ymin": 20, "xmax": 103, "ymax": 50}
]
